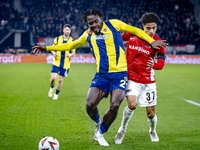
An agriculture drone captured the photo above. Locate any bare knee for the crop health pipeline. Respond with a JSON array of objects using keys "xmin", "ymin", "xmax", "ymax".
[
  {"xmin": 58, "ymin": 79, "xmax": 63, "ymax": 85},
  {"xmin": 147, "ymin": 111, "xmax": 155, "ymax": 119},
  {"xmin": 86, "ymin": 100, "xmax": 96, "ymax": 109},
  {"xmin": 146, "ymin": 106, "xmax": 155, "ymax": 119},
  {"xmin": 128, "ymin": 102, "xmax": 137, "ymax": 110},
  {"xmin": 110, "ymin": 103, "xmax": 120, "ymax": 114},
  {"xmin": 51, "ymin": 77, "xmax": 56, "ymax": 82}
]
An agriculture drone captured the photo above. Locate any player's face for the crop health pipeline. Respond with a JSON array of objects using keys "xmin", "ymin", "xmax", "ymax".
[
  {"xmin": 87, "ymin": 15, "xmax": 103, "ymax": 35},
  {"xmin": 63, "ymin": 27, "xmax": 71, "ymax": 37},
  {"xmin": 143, "ymin": 23, "xmax": 157, "ymax": 37}
]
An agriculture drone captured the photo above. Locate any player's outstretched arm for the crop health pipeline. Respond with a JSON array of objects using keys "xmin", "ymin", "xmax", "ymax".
[
  {"xmin": 32, "ymin": 32, "xmax": 88, "ymax": 55},
  {"xmin": 32, "ymin": 43, "xmax": 46, "ymax": 55},
  {"xmin": 124, "ymin": 24, "xmax": 168, "ymax": 49}
]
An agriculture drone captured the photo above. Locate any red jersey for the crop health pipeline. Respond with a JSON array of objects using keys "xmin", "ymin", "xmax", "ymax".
[{"xmin": 122, "ymin": 33, "xmax": 165, "ymax": 84}]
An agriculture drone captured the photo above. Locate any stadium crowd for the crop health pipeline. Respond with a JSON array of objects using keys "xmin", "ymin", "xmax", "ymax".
[{"xmin": 0, "ymin": 0, "xmax": 200, "ymax": 52}]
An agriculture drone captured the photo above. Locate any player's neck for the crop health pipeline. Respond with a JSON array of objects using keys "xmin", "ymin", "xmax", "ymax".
[{"xmin": 63, "ymin": 35, "xmax": 69, "ymax": 40}]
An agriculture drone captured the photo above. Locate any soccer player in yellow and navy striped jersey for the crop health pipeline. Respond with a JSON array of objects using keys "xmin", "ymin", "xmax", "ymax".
[
  {"xmin": 48, "ymin": 24, "xmax": 75, "ymax": 100},
  {"xmin": 32, "ymin": 8, "xmax": 167, "ymax": 146}
]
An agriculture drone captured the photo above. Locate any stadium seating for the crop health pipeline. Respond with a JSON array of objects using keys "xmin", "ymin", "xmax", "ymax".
[{"xmin": 0, "ymin": 0, "xmax": 200, "ymax": 54}]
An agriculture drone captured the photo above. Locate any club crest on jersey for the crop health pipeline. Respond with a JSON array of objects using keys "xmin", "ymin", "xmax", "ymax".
[
  {"xmin": 124, "ymin": 76, "xmax": 128, "ymax": 81},
  {"xmin": 145, "ymin": 44, "xmax": 151, "ymax": 48},
  {"xmin": 103, "ymin": 28, "xmax": 108, "ymax": 32}
]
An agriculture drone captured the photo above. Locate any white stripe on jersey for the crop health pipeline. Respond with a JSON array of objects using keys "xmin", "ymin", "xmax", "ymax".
[{"xmin": 150, "ymin": 68, "xmax": 155, "ymax": 81}]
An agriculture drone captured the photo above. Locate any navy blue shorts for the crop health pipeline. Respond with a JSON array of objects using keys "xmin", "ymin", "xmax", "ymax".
[
  {"xmin": 90, "ymin": 71, "xmax": 128, "ymax": 97},
  {"xmin": 51, "ymin": 65, "xmax": 69, "ymax": 77}
]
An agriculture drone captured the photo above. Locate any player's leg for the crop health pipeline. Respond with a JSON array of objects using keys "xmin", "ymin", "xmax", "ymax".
[
  {"xmin": 115, "ymin": 80, "xmax": 141, "ymax": 144},
  {"xmin": 144, "ymin": 83, "xmax": 159, "ymax": 142},
  {"xmin": 49, "ymin": 65, "xmax": 59, "ymax": 98},
  {"xmin": 115, "ymin": 95, "xmax": 137, "ymax": 144},
  {"xmin": 103, "ymin": 88, "xmax": 125, "ymax": 127},
  {"xmin": 53, "ymin": 68, "xmax": 68, "ymax": 100},
  {"xmin": 146, "ymin": 105, "xmax": 159, "ymax": 142},
  {"xmin": 48, "ymin": 72, "xmax": 58, "ymax": 98},
  {"xmin": 96, "ymin": 88, "xmax": 125, "ymax": 146},
  {"xmin": 53, "ymin": 75, "xmax": 64, "ymax": 100},
  {"xmin": 86, "ymin": 87, "xmax": 108, "ymax": 146}
]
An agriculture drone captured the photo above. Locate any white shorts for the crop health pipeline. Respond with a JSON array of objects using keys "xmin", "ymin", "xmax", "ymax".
[{"xmin": 125, "ymin": 80, "xmax": 157, "ymax": 107}]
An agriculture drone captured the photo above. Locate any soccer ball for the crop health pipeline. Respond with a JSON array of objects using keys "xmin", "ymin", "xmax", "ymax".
[{"xmin": 38, "ymin": 136, "xmax": 59, "ymax": 150}]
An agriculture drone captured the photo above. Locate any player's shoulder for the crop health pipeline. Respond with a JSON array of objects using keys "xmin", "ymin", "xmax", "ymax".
[
  {"xmin": 130, "ymin": 35, "xmax": 140, "ymax": 41},
  {"xmin": 55, "ymin": 35, "xmax": 62, "ymax": 40},
  {"xmin": 69, "ymin": 36, "xmax": 73, "ymax": 40},
  {"xmin": 153, "ymin": 34, "xmax": 162, "ymax": 40},
  {"xmin": 108, "ymin": 19, "xmax": 124, "ymax": 25}
]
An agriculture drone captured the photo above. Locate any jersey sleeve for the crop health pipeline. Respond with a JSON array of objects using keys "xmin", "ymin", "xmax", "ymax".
[
  {"xmin": 109, "ymin": 19, "xmax": 127, "ymax": 31},
  {"xmin": 153, "ymin": 59, "xmax": 165, "ymax": 70},
  {"xmin": 46, "ymin": 32, "xmax": 88, "ymax": 51},
  {"xmin": 53, "ymin": 37, "xmax": 58, "ymax": 45},
  {"xmin": 121, "ymin": 32, "xmax": 132, "ymax": 41},
  {"xmin": 124, "ymin": 24, "xmax": 154, "ymax": 44},
  {"xmin": 110, "ymin": 19, "xmax": 154, "ymax": 44}
]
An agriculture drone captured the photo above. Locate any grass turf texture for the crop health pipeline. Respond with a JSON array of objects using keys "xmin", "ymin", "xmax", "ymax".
[{"xmin": 0, "ymin": 63, "xmax": 199, "ymax": 150}]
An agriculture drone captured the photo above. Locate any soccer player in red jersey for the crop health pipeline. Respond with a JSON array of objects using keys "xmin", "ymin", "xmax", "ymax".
[{"xmin": 115, "ymin": 13, "xmax": 165, "ymax": 144}]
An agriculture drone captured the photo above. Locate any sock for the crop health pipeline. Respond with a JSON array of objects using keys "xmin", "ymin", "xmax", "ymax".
[
  {"xmin": 56, "ymin": 89, "xmax": 60, "ymax": 95},
  {"xmin": 50, "ymin": 84, "xmax": 54, "ymax": 89},
  {"xmin": 99, "ymin": 122, "xmax": 110, "ymax": 134},
  {"xmin": 121, "ymin": 106, "xmax": 134, "ymax": 131},
  {"xmin": 148, "ymin": 114, "xmax": 157, "ymax": 132},
  {"xmin": 94, "ymin": 114, "xmax": 100, "ymax": 123}
]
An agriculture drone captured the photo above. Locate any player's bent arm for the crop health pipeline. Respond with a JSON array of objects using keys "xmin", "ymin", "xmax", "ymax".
[
  {"xmin": 71, "ymin": 50, "xmax": 76, "ymax": 57},
  {"xmin": 153, "ymin": 53, "xmax": 165, "ymax": 70},
  {"xmin": 46, "ymin": 32, "xmax": 88, "ymax": 51},
  {"xmin": 124, "ymin": 24, "xmax": 154, "ymax": 44}
]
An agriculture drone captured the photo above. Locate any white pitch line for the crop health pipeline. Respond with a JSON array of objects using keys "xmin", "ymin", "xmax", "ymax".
[{"xmin": 184, "ymin": 100, "xmax": 200, "ymax": 107}]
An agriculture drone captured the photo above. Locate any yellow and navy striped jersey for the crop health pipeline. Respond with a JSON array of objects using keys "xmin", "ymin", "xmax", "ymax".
[
  {"xmin": 87, "ymin": 20, "xmax": 127, "ymax": 73},
  {"xmin": 47, "ymin": 19, "xmax": 155, "ymax": 73},
  {"xmin": 52, "ymin": 35, "xmax": 75, "ymax": 69}
]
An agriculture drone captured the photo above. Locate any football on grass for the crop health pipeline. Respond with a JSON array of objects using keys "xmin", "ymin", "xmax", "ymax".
[{"xmin": 38, "ymin": 136, "xmax": 59, "ymax": 150}]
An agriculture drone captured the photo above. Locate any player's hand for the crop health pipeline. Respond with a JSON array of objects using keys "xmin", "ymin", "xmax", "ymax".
[
  {"xmin": 32, "ymin": 43, "xmax": 46, "ymax": 55},
  {"xmin": 52, "ymin": 51, "xmax": 58, "ymax": 57},
  {"xmin": 146, "ymin": 57, "xmax": 154, "ymax": 69},
  {"xmin": 87, "ymin": 28, "xmax": 92, "ymax": 35},
  {"xmin": 66, "ymin": 53, "xmax": 72, "ymax": 58},
  {"xmin": 151, "ymin": 40, "xmax": 168, "ymax": 49}
]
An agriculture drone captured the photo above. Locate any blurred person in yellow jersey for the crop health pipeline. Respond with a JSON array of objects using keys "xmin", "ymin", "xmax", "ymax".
[
  {"xmin": 33, "ymin": 8, "xmax": 167, "ymax": 146},
  {"xmin": 48, "ymin": 24, "xmax": 75, "ymax": 100}
]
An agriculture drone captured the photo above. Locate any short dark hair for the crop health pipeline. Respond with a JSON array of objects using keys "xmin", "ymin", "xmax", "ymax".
[
  {"xmin": 83, "ymin": 8, "xmax": 104, "ymax": 23},
  {"xmin": 141, "ymin": 13, "xmax": 160, "ymax": 25},
  {"xmin": 63, "ymin": 24, "xmax": 71, "ymax": 29}
]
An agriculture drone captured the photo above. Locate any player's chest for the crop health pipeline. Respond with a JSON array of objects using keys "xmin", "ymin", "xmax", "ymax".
[
  {"xmin": 128, "ymin": 40, "xmax": 156, "ymax": 56},
  {"xmin": 90, "ymin": 28, "xmax": 118, "ymax": 44}
]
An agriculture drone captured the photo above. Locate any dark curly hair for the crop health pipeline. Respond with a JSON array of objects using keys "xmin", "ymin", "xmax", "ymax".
[
  {"xmin": 83, "ymin": 8, "xmax": 104, "ymax": 24},
  {"xmin": 141, "ymin": 13, "xmax": 160, "ymax": 25}
]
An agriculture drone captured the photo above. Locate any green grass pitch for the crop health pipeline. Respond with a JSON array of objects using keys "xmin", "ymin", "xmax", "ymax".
[{"xmin": 0, "ymin": 63, "xmax": 199, "ymax": 150}]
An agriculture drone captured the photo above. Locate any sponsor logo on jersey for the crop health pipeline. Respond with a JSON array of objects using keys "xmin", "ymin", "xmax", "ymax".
[
  {"xmin": 92, "ymin": 34, "xmax": 109, "ymax": 40},
  {"xmin": 129, "ymin": 45, "xmax": 150, "ymax": 55}
]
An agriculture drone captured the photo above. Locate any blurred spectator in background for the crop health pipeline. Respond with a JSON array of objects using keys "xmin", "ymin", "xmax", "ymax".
[{"xmin": 0, "ymin": 0, "xmax": 200, "ymax": 54}]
